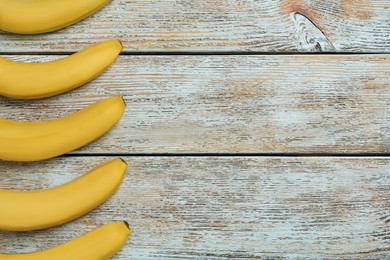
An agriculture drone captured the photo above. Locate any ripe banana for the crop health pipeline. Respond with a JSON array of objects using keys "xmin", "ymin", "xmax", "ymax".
[
  {"xmin": 0, "ymin": 0, "xmax": 112, "ymax": 34},
  {"xmin": 0, "ymin": 40, "xmax": 122, "ymax": 99},
  {"xmin": 0, "ymin": 222, "xmax": 130, "ymax": 259},
  {"xmin": 0, "ymin": 96, "xmax": 125, "ymax": 162},
  {"xmin": 0, "ymin": 158, "xmax": 127, "ymax": 231}
]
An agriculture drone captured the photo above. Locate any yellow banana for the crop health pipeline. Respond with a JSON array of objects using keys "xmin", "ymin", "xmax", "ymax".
[
  {"xmin": 0, "ymin": 222, "xmax": 130, "ymax": 259},
  {"xmin": 0, "ymin": 158, "xmax": 126, "ymax": 231},
  {"xmin": 0, "ymin": 0, "xmax": 112, "ymax": 34},
  {"xmin": 0, "ymin": 40, "xmax": 122, "ymax": 99},
  {"xmin": 0, "ymin": 96, "xmax": 125, "ymax": 162}
]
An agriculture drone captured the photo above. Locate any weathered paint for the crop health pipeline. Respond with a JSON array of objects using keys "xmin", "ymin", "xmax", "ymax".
[
  {"xmin": 1, "ymin": 55, "xmax": 389, "ymax": 154},
  {"xmin": 0, "ymin": 1, "xmax": 389, "ymax": 259},
  {"xmin": 0, "ymin": 157, "xmax": 389, "ymax": 259},
  {"xmin": 0, "ymin": 0, "xmax": 389, "ymax": 52}
]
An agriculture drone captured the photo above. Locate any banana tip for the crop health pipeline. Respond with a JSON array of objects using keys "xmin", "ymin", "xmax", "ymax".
[
  {"xmin": 120, "ymin": 96, "xmax": 127, "ymax": 107},
  {"xmin": 117, "ymin": 39, "xmax": 123, "ymax": 50},
  {"xmin": 123, "ymin": 221, "xmax": 130, "ymax": 231},
  {"xmin": 119, "ymin": 158, "xmax": 128, "ymax": 167}
]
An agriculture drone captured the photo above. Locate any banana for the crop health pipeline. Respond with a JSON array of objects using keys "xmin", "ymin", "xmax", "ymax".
[
  {"xmin": 0, "ymin": 158, "xmax": 127, "ymax": 231},
  {"xmin": 0, "ymin": 222, "xmax": 130, "ymax": 259},
  {"xmin": 0, "ymin": 0, "xmax": 112, "ymax": 34},
  {"xmin": 0, "ymin": 40, "xmax": 122, "ymax": 99},
  {"xmin": 0, "ymin": 96, "xmax": 125, "ymax": 162}
]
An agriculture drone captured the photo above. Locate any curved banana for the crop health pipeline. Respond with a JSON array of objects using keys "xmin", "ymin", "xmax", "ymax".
[
  {"xmin": 0, "ymin": 158, "xmax": 127, "ymax": 231},
  {"xmin": 0, "ymin": 0, "xmax": 112, "ymax": 34},
  {"xmin": 0, "ymin": 40, "xmax": 122, "ymax": 99},
  {"xmin": 0, "ymin": 96, "xmax": 125, "ymax": 162},
  {"xmin": 0, "ymin": 222, "xmax": 130, "ymax": 259}
]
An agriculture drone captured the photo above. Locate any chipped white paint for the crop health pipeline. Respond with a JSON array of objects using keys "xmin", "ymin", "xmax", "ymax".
[
  {"xmin": 0, "ymin": 1, "xmax": 389, "ymax": 259},
  {"xmin": 1, "ymin": 55, "xmax": 389, "ymax": 153},
  {"xmin": 0, "ymin": 157, "xmax": 389, "ymax": 259},
  {"xmin": 0, "ymin": 0, "xmax": 389, "ymax": 52}
]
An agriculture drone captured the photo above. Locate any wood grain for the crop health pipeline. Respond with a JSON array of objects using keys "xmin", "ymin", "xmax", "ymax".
[
  {"xmin": 0, "ymin": 0, "xmax": 389, "ymax": 53},
  {"xmin": 1, "ymin": 1, "xmax": 389, "ymax": 259},
  {"xmin": 1, "ymin": 55, "xmax": 389, "ymax": 154},
  {"xmin": 0, "ymin": 156, "xmax": 389, "ymax": 259}
]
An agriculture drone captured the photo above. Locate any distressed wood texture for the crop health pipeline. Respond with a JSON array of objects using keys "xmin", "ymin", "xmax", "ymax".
[
  {"xmin": 0, "ymin": 0, "xmax": 389, "ymax": 53},
  {"xmin": 1, "ymin": 55, "xmax": 389, "ymax": 154},
  {"xmin": 0, "ymin": 156, "xmax": 389, "ymax": 259}
]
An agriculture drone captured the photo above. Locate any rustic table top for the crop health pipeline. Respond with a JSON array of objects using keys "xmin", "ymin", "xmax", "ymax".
[{"xmin": 1, "ymin": 0, "xmax": 389, "ymax": 259}]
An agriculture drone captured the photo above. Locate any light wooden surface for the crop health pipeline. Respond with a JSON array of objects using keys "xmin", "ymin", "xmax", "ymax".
[
  {"xmin": 1, "ymin": 157, "xmax": 389, "ymax": 259},
  {"xmin": 0, "ymin": 0, "xmax": 390, "ymax": 53},
  {"xmin": 1, "ymin": 0, "xmax": 390, "ymax": 259},
  {"xmin": 1, "ymin": 55, "xmax": 390, "ymax": 153}
]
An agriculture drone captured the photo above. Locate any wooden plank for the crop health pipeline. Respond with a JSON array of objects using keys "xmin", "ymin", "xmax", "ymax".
[
  {"xmin": 0, "ymin": 0, "xmax": 389, "ymax": 53},
  {"xmin": 0, "ymin": 156, "xmax": 389, "ymax": 259},
  {"xmin": 1, "ymin": 55, "xmax": 389, "ymax": 154}
]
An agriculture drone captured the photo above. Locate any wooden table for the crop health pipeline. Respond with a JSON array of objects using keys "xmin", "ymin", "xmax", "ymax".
[{"xmin": 1, "ymin": 0, "xmax": 390, "ymax": 259}]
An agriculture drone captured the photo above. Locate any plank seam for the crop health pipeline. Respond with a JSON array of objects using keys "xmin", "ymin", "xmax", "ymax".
[
  {"xmin": 64, "ymin": 153, "xmax": 390, "ymax": 157},
  {"xmin": 1, "ymin": 52, "xmax": 390, "ymax": 56}
]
